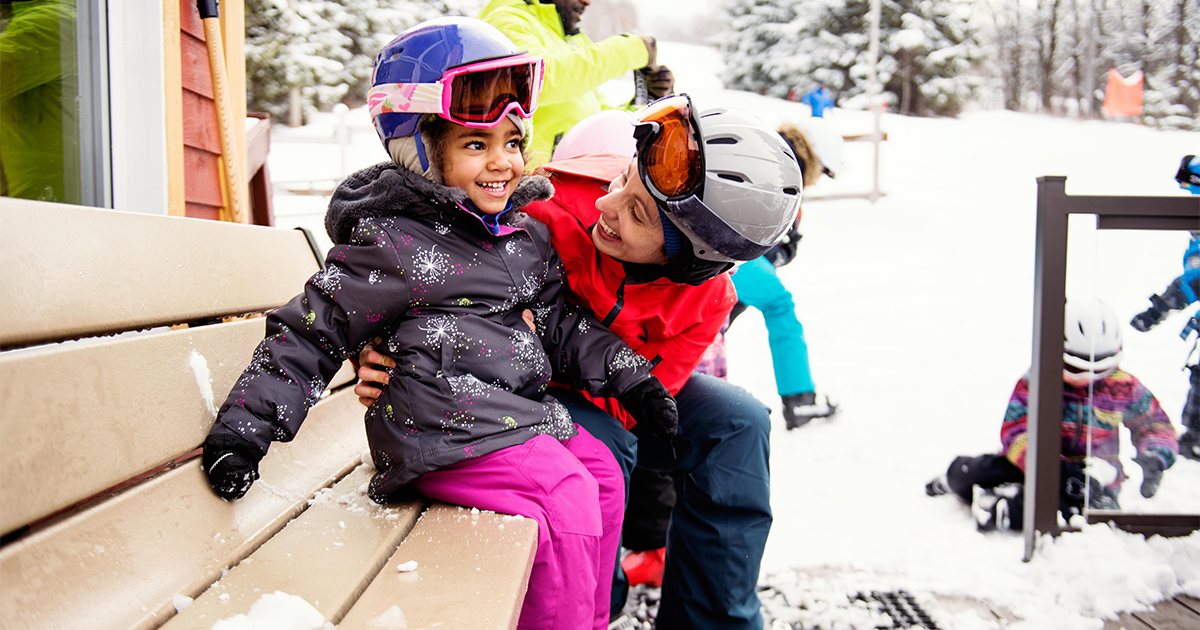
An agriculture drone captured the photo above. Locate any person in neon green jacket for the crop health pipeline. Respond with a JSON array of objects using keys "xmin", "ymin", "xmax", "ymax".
[
  {"xmin": 0, "ymin": 0, "xmax": 80, "ymax": 204},
  {"xmin": 477, "ymin": 0, "xmax": 672, "ymax": 167}
]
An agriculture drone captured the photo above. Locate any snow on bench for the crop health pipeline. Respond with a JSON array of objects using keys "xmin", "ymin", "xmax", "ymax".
[{"xmin": 0, "ymin": 199, "xmax": 536, "ymax": 629}]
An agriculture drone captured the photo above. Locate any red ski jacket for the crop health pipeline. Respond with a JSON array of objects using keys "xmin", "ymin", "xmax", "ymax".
[{"xmin": 524, "ymin": 154, "xmax": 738, "ymax": 429}]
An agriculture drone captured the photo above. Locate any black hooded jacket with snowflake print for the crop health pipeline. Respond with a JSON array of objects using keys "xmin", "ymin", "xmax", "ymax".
[{"xmin": 208, "ymin": 162, "xmax": 655, "ymax": 502}]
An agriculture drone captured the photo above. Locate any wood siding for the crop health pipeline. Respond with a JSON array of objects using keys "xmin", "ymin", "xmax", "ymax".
[{"xmin": 179, "ymin": 0, "xmax": 224, "ymax": 220}]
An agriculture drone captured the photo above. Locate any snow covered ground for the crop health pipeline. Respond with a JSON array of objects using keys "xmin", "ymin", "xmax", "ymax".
[{"xmin": 268, "ymin": 42, "xmax": 1200, "ymax": 630}]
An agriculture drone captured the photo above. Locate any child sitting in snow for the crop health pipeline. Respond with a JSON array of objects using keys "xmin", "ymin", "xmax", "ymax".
[
  {"xmin": 201, "ymin": 17, "xmax": 677, "ymax": 629},
  {"xmin": 926, "ymin": 296, "xmax": 1178, "ymax": 531}
]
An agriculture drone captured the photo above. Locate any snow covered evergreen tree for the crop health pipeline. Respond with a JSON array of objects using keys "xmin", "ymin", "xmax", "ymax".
[
  {"xmin": 245, "ymin": 0, "xmax": 485, "ymax": 120},
  {"xmin": 721, "ymin": 0, "xmax": 983, "ymax": 116},
  {"xmin": 718, "ymin": 0, "xmax": 798, "ymax": 97},
  {"xmin": 310, "ymin": 0, "xmax": 439, "ymax": 108},
  {"xmin": 971, "ymin": 0, "xmax": 1196, "ymax": 129},
  {"xmin": 1139, "ymin": 0, "xmax": 1199, "ymax": 130},
  {"xmin": 245, "ymin": 0, "xmax": 351, "ymax": 120}
]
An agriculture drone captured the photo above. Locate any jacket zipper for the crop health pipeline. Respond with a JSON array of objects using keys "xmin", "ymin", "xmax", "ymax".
[{"xmin": 601, "ymin": 280, "xmax": 626, "ymax": 327}]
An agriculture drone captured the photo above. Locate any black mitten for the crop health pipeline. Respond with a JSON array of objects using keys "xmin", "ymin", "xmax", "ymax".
[
  {"xmin": 202, "ymin": 433, "xmax": 264, "ymax": 501},
  {"xmin": 1130, "ymin": 307, "xmax": 1165, "ymax": 332},
  {"xmin": 765, "ymin": 226, "xmax": 802, "ymax": 268},
  {"xmin": 1059, "ymin": 461, "xmax": 1088, "ymax": 516},
  {"xmin": 1130, "ymin": 298, "xmax": 1168, "ymax": 332},
  {"xmin": 618, "ymin": 378, "xmax": 679, "ymax": 438},
  {"xmin": 1133, "ymin": 283, "xmax": 1194, "ymax": 332},
  {"xmin": 1133, "ymin": 452, "xmax": 1165, "ymax": 498}
]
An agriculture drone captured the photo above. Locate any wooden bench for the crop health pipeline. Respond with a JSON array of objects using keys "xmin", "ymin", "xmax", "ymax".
[{"xmin": 0, "ymin": 199, "xmax": 536, "ymax": 629}]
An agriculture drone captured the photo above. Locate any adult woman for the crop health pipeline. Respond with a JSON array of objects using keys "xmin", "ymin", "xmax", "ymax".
[{"xmin": 356, "ymin": 95, "xmax": 804, "ymax": 629}]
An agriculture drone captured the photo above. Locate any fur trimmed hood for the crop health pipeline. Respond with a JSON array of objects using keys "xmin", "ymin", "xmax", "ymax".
[
  {"xmin": 776, "ymin": 123, "xmax": 821, "ymax": 189},
  {"xmin": 325, "ymin": 162, "xmax": 554, "ymax": 245}
]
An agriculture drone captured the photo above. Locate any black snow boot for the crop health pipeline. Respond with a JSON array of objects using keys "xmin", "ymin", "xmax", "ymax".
[
  {"xmin": 781, "ymin": 392, "xmax": 837, "ymax": 430},
  {"xmin": 925, "ymin": 475, "xmax": 950, "ymax": 496},
  {"xmin": 1180, "ymin": 430, "xmax": 1200, "ymax": 462},
  {"xmin": 973, "ymin": 483, "xmax": 1022, "ymax": 532}
]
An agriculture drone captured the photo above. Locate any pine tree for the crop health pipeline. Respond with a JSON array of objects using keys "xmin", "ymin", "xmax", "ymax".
[
  {"xmin": 718, "ymin": 0, "xmax": 798, "ymax": 97},
  {"xmin": 720, "ymin": 0, "xmax": 983, "ymax": 117},
  {"xmin": 245, "ymin": 0, "xmax": 485, "ymax": 120},
  {"xmin": 1141, "ymin": 0, "xmax": 1198, "ymax": 130},
  {"xmin": 313, "ymin": 0, "xmax": 439, "ymax": 108},
  {"xmin": 245, "ymin": 0, "xmax": 341, "ymax": 120}
]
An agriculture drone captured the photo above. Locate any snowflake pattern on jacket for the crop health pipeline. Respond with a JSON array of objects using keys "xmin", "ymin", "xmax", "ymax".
[
  {"xmin": 1000, "ymin": 370, "xmax": 1179, "ymax": 489},
  {"xmin": 208, "ymin": 162, "xmax": 654, "ymax": 502}
]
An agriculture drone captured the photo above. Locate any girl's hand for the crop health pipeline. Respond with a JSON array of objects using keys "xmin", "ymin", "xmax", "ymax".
[
  {"xmin": 354, "ymin": 339, "xmax": 395, "ymax": 408},
  {"xmin": 354, "ymin": 310, "xmax": 533, "ymax": 410}
]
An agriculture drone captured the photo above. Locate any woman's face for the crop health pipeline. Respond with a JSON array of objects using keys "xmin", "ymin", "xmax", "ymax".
[{"xmin": 591, "ymin": 160, "xmax": 670, "ymax": 265}]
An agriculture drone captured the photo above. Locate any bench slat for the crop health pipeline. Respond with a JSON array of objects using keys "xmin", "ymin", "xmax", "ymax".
[
  {"xmin": 337, "ymin": 502, "xmax": 538, "ymax": 630},
  {"xmin": 0, "ymin": 388, "xmax": 367, "ymax": 630},
  {"xmin": 0, "ymin": 318, "xmax": 355, "ymax": 537},
  {"xmin": 162, "ymin": 465, "xmax": 424, "ymax": 629},
  {"xmin": 0, "ymin": 199, "xmax": 320, "ymax": 349},
  {"xmin": 0, "ymin": 319, "xmax": 263, "ymax": 534}
]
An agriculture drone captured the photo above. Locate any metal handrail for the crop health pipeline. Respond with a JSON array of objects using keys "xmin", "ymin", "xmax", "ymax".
[{"xmin": 1025, "ymin": 177, "xmax": 1199, "ymax": 561}]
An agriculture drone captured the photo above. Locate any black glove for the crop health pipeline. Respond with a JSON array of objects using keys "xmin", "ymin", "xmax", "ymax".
[
  {"xmin": 765, "ymin": 226, "xmax": 802, "ymax": 268},
  {"xmin": 1132, "ymin": 284, "xmax": 1193, "ymax": 332},
  {"xmin": 618, "ymin": 378, "xmax": 679, "ymax": 438},
  {"xmin": 645, "ymin": 65, "xmax": 675, "ymax": 100},
  {"xmin": 203, "ymin": 433, "xmax": 264, "ymax": 501},
  {"xmin": 1059, "ymin": 461, "xmax": 1088, "ymax": 516},
  {"xmin": 1130, "ymin": 305, "xmax": 1166, "ymax": 332},
  {"xmin": 1133, "ymin": 452, "xmax": 1165, "ymax": 498}
]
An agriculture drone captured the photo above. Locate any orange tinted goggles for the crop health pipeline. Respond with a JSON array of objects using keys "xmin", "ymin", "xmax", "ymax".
[{"xmin": 633, "ymin": 94, "xmax": 705, "ymax": 202}]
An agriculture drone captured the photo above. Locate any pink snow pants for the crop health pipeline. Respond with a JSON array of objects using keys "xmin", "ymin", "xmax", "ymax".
[{"xmin": 414, "ymin": 425, "xmax": 624, "ymax": 630}]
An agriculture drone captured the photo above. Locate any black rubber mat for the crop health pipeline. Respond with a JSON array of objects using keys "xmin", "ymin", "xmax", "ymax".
[{"xmin": 854, "ymin": 590, "xmax": 940, "ymax": 629}]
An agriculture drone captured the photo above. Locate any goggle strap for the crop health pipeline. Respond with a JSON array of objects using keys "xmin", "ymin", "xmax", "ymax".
[
  {"xmin": 666, "ymin": 197, "xmax": 773, "ymax": 261},
  {"xmin": 414, "ymin": 126, "xmax": 430, "ymax": 172},
  {"xmin": 368, "ymin": 83, "xmax": 445, "ymax": 119}
]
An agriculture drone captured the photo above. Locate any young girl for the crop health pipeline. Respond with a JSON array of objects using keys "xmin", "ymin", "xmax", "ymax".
[{"xmin": 201, "ymin": 17, "xmax": 678, "ymax": 630}]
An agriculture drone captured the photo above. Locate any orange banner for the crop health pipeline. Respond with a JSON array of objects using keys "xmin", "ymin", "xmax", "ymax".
[{"xmin": 1102, "ymin": 69, "xmax": 1143, "ymax": 117}]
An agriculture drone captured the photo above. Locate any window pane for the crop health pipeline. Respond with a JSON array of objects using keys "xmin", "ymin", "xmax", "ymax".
[
  {"xmin": 1, "ymin": 0, "xmax": 108, "ymax": 207},
  {"xmin": 1077, "ymin": 227, "xmax": 1199, "ymax": 517}
]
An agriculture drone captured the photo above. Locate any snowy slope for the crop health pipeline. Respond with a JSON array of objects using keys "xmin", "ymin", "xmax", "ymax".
[{"xmin": 268, "ymin": 41, "xmax": 1200, "ymax": 630}]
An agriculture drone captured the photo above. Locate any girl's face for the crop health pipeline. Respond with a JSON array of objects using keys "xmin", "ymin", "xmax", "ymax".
[
  {"xmin": 440, "ymin": 119, "xmax": 524, "ymax": 215},
  {"xmin": 591, "ymin": 160, "xmax": 670, "ymax": 265}
]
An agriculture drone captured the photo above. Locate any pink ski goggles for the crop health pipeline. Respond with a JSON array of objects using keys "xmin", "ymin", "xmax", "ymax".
[{"xmin": 369, "ymin": 53, "xmax": 544, "ymax": 128}]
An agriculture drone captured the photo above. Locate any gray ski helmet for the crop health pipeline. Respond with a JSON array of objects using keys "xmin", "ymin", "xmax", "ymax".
[{"xmin": 665, "ymin": 108, "xmax": 803, "ymax": 263}]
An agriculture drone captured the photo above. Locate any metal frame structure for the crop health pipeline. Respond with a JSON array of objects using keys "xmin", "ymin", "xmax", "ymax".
[{"xmin": 1024, "ymin": 176, "xmax": 1200, "ymax": 561}]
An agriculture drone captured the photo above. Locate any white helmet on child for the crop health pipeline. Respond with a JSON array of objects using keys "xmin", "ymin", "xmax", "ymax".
[{"xmin": 1062, "ymin": 296, "xmax": 1123, "ymax": 387}]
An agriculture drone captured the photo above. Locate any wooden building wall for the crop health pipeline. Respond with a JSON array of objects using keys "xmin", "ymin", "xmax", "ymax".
[
  {"xmin": 180, "ymin": 0, "xmax": 226, "ymax": 221},
  {"xmin": 164, "ymin": 0, "xmax": 263, "ymax": 224}
]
